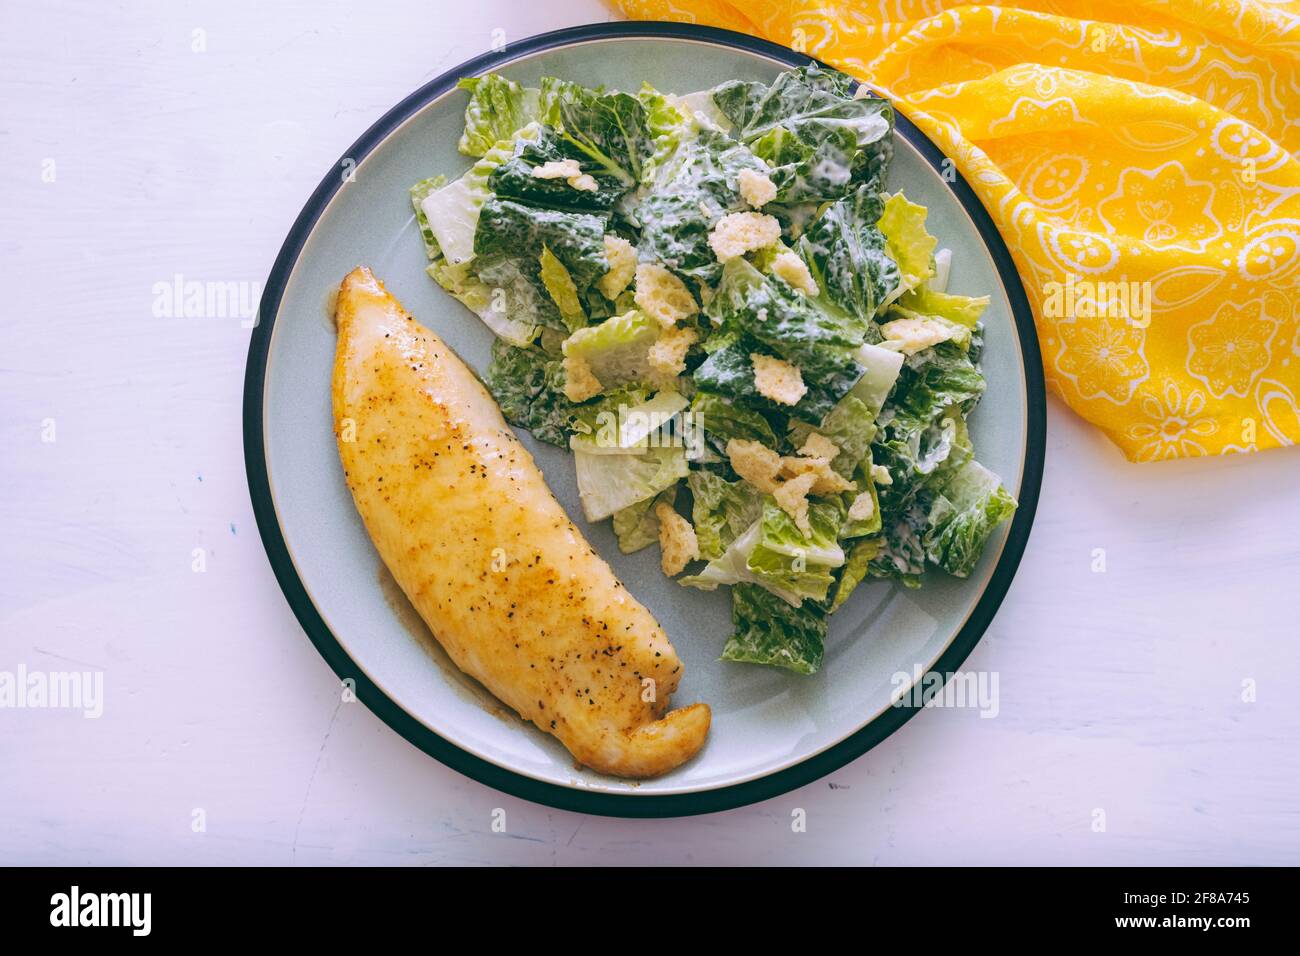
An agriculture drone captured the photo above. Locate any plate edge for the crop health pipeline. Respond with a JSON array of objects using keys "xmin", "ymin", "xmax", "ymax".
[{"xmin": 241, "ymin": 19, "xmax": 1047, "ymax": 819}]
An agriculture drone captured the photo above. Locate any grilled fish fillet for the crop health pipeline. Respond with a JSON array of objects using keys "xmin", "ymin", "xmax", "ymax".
[{"xmin": 332, "ymin": 267, "xmax": 710, "ymax": 778}]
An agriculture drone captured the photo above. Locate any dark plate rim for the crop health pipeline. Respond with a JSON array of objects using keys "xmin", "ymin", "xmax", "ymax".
[{"xmin": 242, "ymin": 20, "xmax": 1047, "ymax": 818}]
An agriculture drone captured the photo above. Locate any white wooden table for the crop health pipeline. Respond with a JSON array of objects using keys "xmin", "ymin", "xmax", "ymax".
[{"xmin": 3, "ymin": 0, "xmax": 1297, "ymax": 866}]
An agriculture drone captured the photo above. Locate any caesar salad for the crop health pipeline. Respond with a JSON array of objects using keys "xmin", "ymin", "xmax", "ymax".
[{"xmin": 409, "ymin": 63, "xmax": 1016, "ymax": 675}]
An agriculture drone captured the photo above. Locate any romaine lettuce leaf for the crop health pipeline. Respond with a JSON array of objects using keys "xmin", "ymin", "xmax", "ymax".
[
  {"xmin": 866, "ymin": 499, "xmax": 927, "ymax": 588},
  {"xmin": 489, "ymin": 128, "xmax": 628, "ymax": 212},
  {"xmin": 752, "ymin": 497, "xmax": 845, "ymax": 568},
  {"xmin": 848, "ymin": 342, "xmax": 905, "ymax": 418},
  {"xmin": 689, "ymin": 390, "xmax": 780, "ymax": 449},
  {"xmin": 788, "ymin": 392, "xmax": 876, "ymax": 477},
  {"xmin": 561, "ymin": 309, "xmax": 663, "ymax": 391},
  {"xmin": 709, "ymin": 258, "xmax": 864, "ymax": 364},
  {"xmin": 550, "ymin": 86, "xmax": 654, "ymax": 188},
  {"xmin": 896, "ymin": 285, "xmax": 989, "ymax": 329},
  {"xmin": 923, "ymin": 460, "xmax": 1016, "ymax": 577},
  {"xmin": 538, "ymin": 246, "xmax": 585, "ymax": 331},
  {"xmin": 568, "ymin": 385, "xmax": 648, "ymax": 431},
  {"xmin": 752, "ymin": 120, "xmax": 860, "ymax": 206},
  {"xmin": 884, "ymin": 344, "xmax": 985, "ymax": 430},
  {"xmin": 420, "ymin": 177, "xmax": 483, "ymax": 268},
  {"xmin": 698, "ymin": 259, "xmax": 869, "ymax": 421},
  {"xmin": 637, "ymin": 83, "xmax": 693, "ymax": 180},
  {"xmin": 679, "ymin": 519, "xmax": 768, "ymax": 595},
  {"xmin": 723, "ymin": 583, "xmax": 827, "ymax": 675},
  {"xmin": 873, "ymin": 340, "xmax": 986, "ymax": 500},
  {"xmin": 688, "ymin": 470, "xmax": 763, "ymax": 561},
  {"xmin": 428, "ymin": 258, "xmax": 539, "ymax": 346},
  {"xmin": 711, "ymin": 63, "xmax": 888, "ymax": 150},
  {"xmin": 414, "ymin": 163, "xmax": 548, "ymax": 347},
  {"xmin": 421, "ymin": 129, "xmax": 536, "ymax": 268},
  {"xmin": 800, "ymin": 184, "xmax": 900, "ymax": 331},
  {"xmin": 457, "ymin": 74, "xmax": 540, "ymax": 157},
  {"xmin": 484, "ymin": 339, "xmax": 575, "ymax": 447},
  {"xmin": 574, "ymin": 445, "xmax": 688, "ymax": 522},
  {"xmin": 569, "ymin": 389, "xmax": 688, "ymax": 454},
  {"xmin": 877, "ymin": 192, "xmax": 938, "ymax": 293},
  {"xmin": 668, "ymin": 89, "xmax": 733, "ymax": 132},
  {"xmin": 472, "ymin": 255, "xmax": 565, "ymax": 334},
  {"xmin": 637, "ymin": 130, "xmax": 769, "ymax": 286},
  {"xmin": 830, "ymin": 537, "xmax": 884, "ymax": 611},
  {"xmin": 611, "ymin": 483, "xmax": 679, "ymax": 554},
  {"xmin": 711, "ymin": 63, "xmax": 893, "ymax": 205},
  {"xmin": 682, "ymin": 498, "xmax": 844, "ymax": 607},
  {"xmin": 474, "ymin": 196, "xmax": 609, "ymax": 290},
  {"xmin": 637, "ymin": 191, "xmax": 719, "ymax": 285},
  {"xmin": 410, "ymin": 176, "xmax": 448, "ymax": 259},
  {"xmin": 692, "ymin": 340, "xmax": 860, "ymax": 424},
  {"xmin": 537, "ymin": 75, "xmax": 587, "ymax": 126}
]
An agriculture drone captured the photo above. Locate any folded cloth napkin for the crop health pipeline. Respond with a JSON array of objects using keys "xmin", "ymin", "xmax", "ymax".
[{"xmin": 613, "ymin": 0, "xmax": 1300, "ymax": 460}]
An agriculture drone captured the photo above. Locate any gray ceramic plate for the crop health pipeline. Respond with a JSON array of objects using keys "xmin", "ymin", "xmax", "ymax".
[{"xmin": 244, "ymin": 22, "xmax": 1045, "ymax": 817}]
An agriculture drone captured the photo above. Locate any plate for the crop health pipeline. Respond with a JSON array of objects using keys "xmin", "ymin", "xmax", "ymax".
[{"xmin": 243, "ymin": 22, "xmax": 1045, "ymax": 817}]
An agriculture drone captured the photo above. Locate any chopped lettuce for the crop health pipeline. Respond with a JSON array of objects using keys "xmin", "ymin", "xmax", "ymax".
[
  {"xmin": 710, "ymin": 63, "xmax": 893, "ymax": 207},
  {"xmin": 413, "ymin": 63, "xmax": 1017, "ymax": 675},
  {"xmin": 638, "ymin": 83, "xmax": 692, "ymax": 180},
  {"xmin": 429, "ymin": 258, "xmax": 538, "ymax": 346},
  {"xmin": 612, "ymin": 483, "xmax": 679, "ymax": 554},
  {"xmin": 924, "ymin": 460, "xmax": 1017, "ymax": 577},
  {"xmin": 710, "ymin": 258, "xmax": 864, "ymax": 359},
  {"xmin": 484, "ymin": 339, "xmax": 574, "ymax": 447},
  {"xmin": 693, "ymin": 339, "xmax": 862, "ymax": 424},
  {"xmin": 689, "ymin": 470, "xmax": 763, "ymax": 561},
  {"xmin": 839, "ymin": 465, "xmax": 882, "ymax": 538},
  {"xmin": 698, "ymin": 258, "xmax": 868, "ymax": 421},
  {"xmin": 867, "ymin": 500, "xmax": 928, "ymax": 588},
  {"xmin": 789, "ymin": 393, "xmax": 875, "ymax": 477},
  {"xmin": 689, "ymin": 390, "xmax": 779, "ymax": 449},
  {"xmin": 489, "ymin": 128, "xmax": 628, "ymax": 212},
  {"xmin": 683, "ymin": 498, "xmax": 844, "ymax": 607},
  {"xmin": 723, "ymin": 583, "xmax": 827, "ymax": 675},
  {"xmin": 410, "ymin": 176, "xmax": 449, "ymax": 258},
  {"xmin": 457, "ymin": 74, "xmax": 540, "ymax": 157},
  {"xmin": 561, "ymin": 309, "xmax": 663, "ymax": 391},
  {"xmin": 800, "ymin": 184, "xmax": 900, "ymax": 332},
  {"xmin": 538, "ymin": 246, "xmax": 585, "ymax": 330},
  {"xmin": 569, "ymin": 389, "xmax": 688, "ymax": 454},
  {"xmin": 895, "ymin": 285, "xmax": 990, "ymax": 328},
  {"xmin": 830, "ymin": 537, "xmax": 884, "ymax": 611},
  {"xmin": 932, "ymin": 248, "xmax": 953, "ymax": 293},
  {"xmin": 474, "ymin": 196, "xmax": 608, "ymax": 290},
  {"xmin": 575, "ymin": 445, "xmax": 689, "ymax": 522},
  {"xmin": 550, "ymin": 86, "xmax": 654, "ymax": 188},
  {"xmin": 669, "ymin": 89, "xmax": 733, "ymax": 132},
  {"xmin": 848, "ymin": 342, "xmax": 905, "ymax": 418},
  {"xmin": 877, "ymin": 345, "xmax": 985, "ymax": 484},
  {"xmin": 638, "ymin": 129, "xmax": 769, "ymax": 286},
  {"xmin": 422, "ymin": 128, "xmax": 539, "ymax": 267},
  {"xmin": 877, "ymin": 192, "xmax": 938, "ymax": 294}
]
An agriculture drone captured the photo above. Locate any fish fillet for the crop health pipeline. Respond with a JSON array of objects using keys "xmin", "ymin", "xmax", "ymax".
[{"xmin": 332, "ymin": 267, "xmax": 710, "ymax": 778}]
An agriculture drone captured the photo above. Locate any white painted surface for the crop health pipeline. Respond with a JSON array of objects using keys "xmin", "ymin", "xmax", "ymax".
[{"xmin": 2, "ymin": 0, "xmax": 1297, "ymax": 866}]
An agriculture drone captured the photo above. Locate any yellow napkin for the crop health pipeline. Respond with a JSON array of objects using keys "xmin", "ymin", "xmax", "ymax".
[{"xmin": 614, "ymin": 0, "xmax": 1300, "ymax": 460}]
